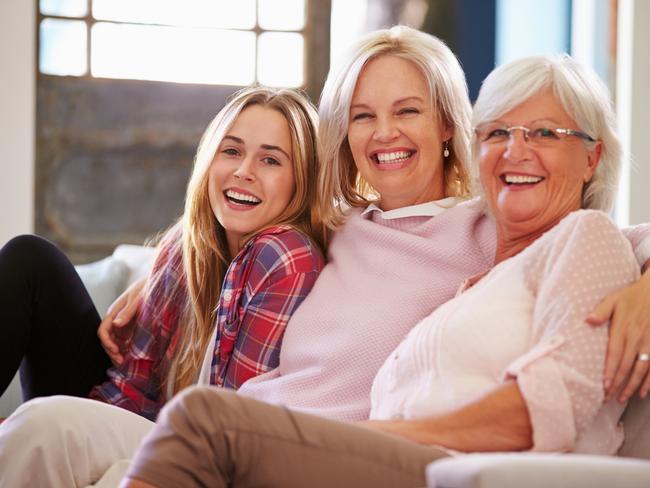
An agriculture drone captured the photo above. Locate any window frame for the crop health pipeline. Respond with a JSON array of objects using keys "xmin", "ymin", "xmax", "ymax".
[{"xmin": 37, "ymin": 0, "xmax": 309, "ymax": 87}]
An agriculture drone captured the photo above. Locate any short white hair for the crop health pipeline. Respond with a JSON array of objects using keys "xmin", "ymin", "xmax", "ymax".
[
  {"xmin": 317, "ymin": 25, "xmax": 473, "ymax": 228},
  {"xmin": 472, "ymin": 54, "xmax": 621, "ymax": 211}
]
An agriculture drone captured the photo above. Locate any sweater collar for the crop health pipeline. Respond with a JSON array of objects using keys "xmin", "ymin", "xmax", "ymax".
[{"xmin": 361, "ymin": 197, "xmax": 460, "ymax": 220}]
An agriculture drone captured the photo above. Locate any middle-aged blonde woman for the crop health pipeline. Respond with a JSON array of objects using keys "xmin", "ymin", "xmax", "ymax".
[
  {"xmin": 122, "ymin": 53, "xmax": 647, "ymax": 488},
  {"xmin": 3, "ymin": 26, "xmax": 650, "ymax": 487}
]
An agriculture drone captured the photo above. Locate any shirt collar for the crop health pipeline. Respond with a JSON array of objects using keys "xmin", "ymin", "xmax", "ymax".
[{"xmin": 360, "ymin": 197, "xmax": 460, "ymax": 220}]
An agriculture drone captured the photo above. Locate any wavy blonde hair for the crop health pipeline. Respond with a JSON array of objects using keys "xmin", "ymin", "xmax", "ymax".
[
  {"xmin": 143, "ymin": 86, "xmax": 323, "ymax": 397},
  {"xmin": 317, "ymin": 25, "xmax": 473, "ymax": 229}
]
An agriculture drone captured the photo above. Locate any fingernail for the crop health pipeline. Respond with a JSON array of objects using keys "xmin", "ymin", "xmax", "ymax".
[
  {"xmin": 114, "ymin": 318, "xmax": 123, "ymax": 324},
  {"xmin": 641, "ymin": 390, "xmax": 648, "ymax": 399},
  {"xmin": 604, "ymin": 378, "xmax": 611, "ymax": 390}
]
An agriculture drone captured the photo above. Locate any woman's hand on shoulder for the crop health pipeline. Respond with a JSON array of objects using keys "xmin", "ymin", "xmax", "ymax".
[
  {"xmin": 98, "ymin": 277, "xmax": 146, "ymax": 366},
  {"xmin": 587, "ymin": 263, "xmax": 650, "ymax": 402}
]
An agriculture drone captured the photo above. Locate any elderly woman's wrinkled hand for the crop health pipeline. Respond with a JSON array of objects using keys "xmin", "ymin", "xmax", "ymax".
[{"xmin": 587, "ymin": 266, "xmax": 650, "ymax": 402}]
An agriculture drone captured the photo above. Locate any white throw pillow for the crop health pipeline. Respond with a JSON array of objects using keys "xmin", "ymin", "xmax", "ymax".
[
  {"xmin": 75, "ymin": 256, "xmax": 130, "ymax": 317},
  {"xmin": 111, "ymin": 244, "xmax": 157, "ymax": 286}
]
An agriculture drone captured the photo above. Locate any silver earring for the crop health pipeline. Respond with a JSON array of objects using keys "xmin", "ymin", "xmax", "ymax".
[{"xmin": 443, "ymin": 140, "xmax": 450, "ymax": 158}]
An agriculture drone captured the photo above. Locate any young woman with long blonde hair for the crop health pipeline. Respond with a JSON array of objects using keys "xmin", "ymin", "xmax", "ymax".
[
  {"xmin": 0, "ymin": 86, "xmax": 324, "ymax": 450},
  {"xmin": 84, "ymin": 86, "xmax": 326, "ymax": 419}
]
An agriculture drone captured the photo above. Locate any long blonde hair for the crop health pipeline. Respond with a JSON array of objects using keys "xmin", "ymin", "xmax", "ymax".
[
  {"xmin": 318, "ymin": 25, "xmax": 473, "ymax": 230},
  {"xmin": 143, "ymin": 86, "xmax": 323, "ymax": 397}
]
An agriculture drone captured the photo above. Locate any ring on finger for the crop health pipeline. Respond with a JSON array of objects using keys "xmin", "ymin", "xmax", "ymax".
[{"xmin": 638, "ymin": 353, "xmax": 650, "ymax": 362}]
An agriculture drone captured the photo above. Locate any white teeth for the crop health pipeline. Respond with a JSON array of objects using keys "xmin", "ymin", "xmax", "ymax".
[
  {"xmin": 375, "ymin": 151, "xmax": 411, "ymax": 163},
  {"xmin": 225, "ymin": 190, "xmax": 261, "ymax": 204},
  {"xmin": 504, "ymin": 175, "xmax": 543, "ymax": 184}
]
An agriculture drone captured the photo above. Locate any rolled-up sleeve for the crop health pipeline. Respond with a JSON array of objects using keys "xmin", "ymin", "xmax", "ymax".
[{"xmin": 505, "ymin": 211, "xmax": 639, "ymax": 452}]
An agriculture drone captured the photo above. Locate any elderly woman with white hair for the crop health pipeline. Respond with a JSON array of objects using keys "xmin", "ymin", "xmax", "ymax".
[{"xmin": 121, "ymin": 54, "xmax": 649, "ymax": 488}]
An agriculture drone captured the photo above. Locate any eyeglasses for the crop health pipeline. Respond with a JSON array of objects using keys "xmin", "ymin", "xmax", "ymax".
[{"xmin": 475, "ymin": 122, "xmax": 596, "ymax": 147}]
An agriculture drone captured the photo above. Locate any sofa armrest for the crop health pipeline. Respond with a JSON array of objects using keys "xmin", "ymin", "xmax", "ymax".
[{"xmin": 426, "ymin": 453, "xmax": 650, "ymax": 488}]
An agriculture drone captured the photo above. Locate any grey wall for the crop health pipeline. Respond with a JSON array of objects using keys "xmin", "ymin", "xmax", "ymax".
[
  {"xmin": 0, "ymin": 0, "xmax": 35, "ymax": 245},
  {"xmin": 36, "ymin": 77, "xmax": 237, "ymax": 262}
]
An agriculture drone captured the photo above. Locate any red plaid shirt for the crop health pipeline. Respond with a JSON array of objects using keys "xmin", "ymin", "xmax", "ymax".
[{"xmin": 89, "ymin": 226, "xmax": 324, "ymax": 420}]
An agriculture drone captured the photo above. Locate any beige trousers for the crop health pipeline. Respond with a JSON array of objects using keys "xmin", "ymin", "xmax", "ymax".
[
  {"xmin": 0, "ymin": 396, "xmax": 154, "ymax": 488},
  {"xmin": 126, "ymin": 387, "xmax": 448, "ymax": 488}
]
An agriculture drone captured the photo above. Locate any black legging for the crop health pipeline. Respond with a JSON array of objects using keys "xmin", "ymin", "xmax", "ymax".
[{"xmin": 0, "ymin": 235, "xmax": 111, "ymax": 400}]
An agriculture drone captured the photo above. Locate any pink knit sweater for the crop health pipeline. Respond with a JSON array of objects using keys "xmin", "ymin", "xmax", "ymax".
[{"xmin": 238, "ymin": 199, "xmax": 650, "ymax": 421}]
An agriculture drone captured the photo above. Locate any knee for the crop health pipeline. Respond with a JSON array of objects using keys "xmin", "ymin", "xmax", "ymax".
[
  {"xmin": 163, "ymin": 386, "xmax": 227, "ymax": 419},
  {"xmin": 160, "ymin": 387, "xmax": 238, "ymax": 433},
  {"xmin": 0, "ymin": 234, "xmax": 60, "ymax": 269},
  {"xmin": 0, "ymin": 396, "xmax": 88, "ymax": 447},
  {"xmin": 0, "ymin": 397, "xmax": 81, "ymax": 472},
  {"xmin": 0, "ymin": 396, "xmax": 118, "ymax": 487},
  {"xmin": 2, "ymin": 234, "xmax": 53, "ymax": 256},
  {"xmin": 175, "ymin": 385, "xmax": 232, "ymax": 408}
]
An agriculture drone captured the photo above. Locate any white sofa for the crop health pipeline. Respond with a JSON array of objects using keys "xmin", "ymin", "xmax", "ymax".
[
  {"xmin": 426, "ymin": 393, "xmax": 650, "ymax": 487},
  {"xmin": 0, "ymin": 244, "xmax": 156, "ymax": 417},
  {"xmin": 2, "ymin": 244, "xmax": 649, "ymax": 486}
]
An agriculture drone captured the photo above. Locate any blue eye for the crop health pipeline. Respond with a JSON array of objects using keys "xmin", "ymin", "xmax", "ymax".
[
  {"xmin": 262, "ymin": 156, "xmax": 280, "ymax": 166},
  {"xmin": 530, "ymin": 127, "xmax": 559, "ymax": 140},
  {"xmin": 398, "ymin": 107, "xmax": 419, "ymax": 115},
  {"xmin": 351, "ymin": 112, "xmax": 373, "ymax": 122},
  {"xmin": 484, "ymin": 128, "xmax": 509, "ymax": 140}
]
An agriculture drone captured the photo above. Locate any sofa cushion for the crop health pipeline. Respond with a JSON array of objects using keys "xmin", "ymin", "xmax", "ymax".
[
  {"xmin": 426, "ymin": 453, "xmax": 650, "ymax": 488},
  {"xmin": 111, "ymin": 244, "xmax": 156, "ymax": 286},
  {"xmin": 75, "ymin": 256, "xmax": 129, "ymax": 317},
  {"xmin": 619, "ymin": 395, "xmax": 650, "ymax": 460}
]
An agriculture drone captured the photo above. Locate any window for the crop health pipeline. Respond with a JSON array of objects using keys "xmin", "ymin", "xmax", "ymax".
[
  {"xmin": 38, "ymin": 0, "xmax": 306, "ymax": 87},
  {"xmin": 495, "ymin": 0, "xmax": 571, "ymax": 65}
]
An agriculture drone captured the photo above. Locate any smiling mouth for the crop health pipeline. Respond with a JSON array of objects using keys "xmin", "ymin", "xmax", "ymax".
[
  {"xmin": 501, "ymin": 174, "xmax": 545, "ymax": 185},
  {"xmin": 372, "ymin": 150, "xmax": 415, "ymax": 164},
  {"xmin": 224, "ymin": 190, "xmax": 261, "ymax": 206}
]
